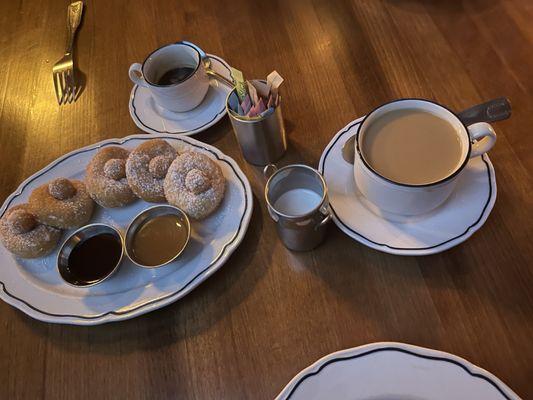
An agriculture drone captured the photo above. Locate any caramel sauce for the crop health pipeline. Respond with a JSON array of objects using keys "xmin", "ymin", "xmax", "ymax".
[{"xmin": 131, "ymin": 214, "xmax": 188, "ymax": 266}]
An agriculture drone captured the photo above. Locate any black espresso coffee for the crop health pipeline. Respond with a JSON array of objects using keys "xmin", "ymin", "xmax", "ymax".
[
  {"xmin": 361, "ymin": 109, "xmax": 463, "ymax": 185},
  {"xmin": 156, "ymin": 66, "xmax": 195, "ymax": 85}
]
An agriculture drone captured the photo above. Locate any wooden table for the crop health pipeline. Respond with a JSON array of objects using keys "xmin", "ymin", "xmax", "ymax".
[{"xmin": 1, "ymin": 0, "xmax": 532, "ymax": 398}]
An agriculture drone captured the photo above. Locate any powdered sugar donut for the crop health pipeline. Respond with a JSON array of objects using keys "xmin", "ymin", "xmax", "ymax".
[
  {"xmin": 126, "ymin": 139, "xmax": 177, "ymax": 203},
  {"xmin": 0, "ymin": 204, "xmax": 62, "ymax": 258},
  {"xmin": 86, "ymin": 146, "xmax": 137, "ymax": 208},
  {"xmin": 164, "ymin": 151, "xmax": 225, "ymax": 219},
  {"xmin": 28, "ymin": 178, "xmax": 94, "ymax": 229}
]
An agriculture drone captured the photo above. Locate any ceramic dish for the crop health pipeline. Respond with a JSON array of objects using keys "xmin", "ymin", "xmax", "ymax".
[
  {"xmin": 276, "ymin": 342, "xmax": 521, "ymax": 399},
  {"xmin": 319, "ymin": 117, "xmax": 497, "ymax": 256},
  {"xmin": 0, "ymin": 134, "xmax": 252, "ymax": 325},
  {"xmin": 129, "ymin": 54, "xmax": 233, "ymax": 135}
]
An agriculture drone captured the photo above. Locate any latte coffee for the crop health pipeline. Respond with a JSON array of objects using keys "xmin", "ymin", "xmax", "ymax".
[{"xmin": 361, "ymin": 109, "xmax": 463, "ymax": 185}]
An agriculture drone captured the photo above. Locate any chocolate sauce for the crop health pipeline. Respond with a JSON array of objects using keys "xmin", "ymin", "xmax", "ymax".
[{"xmin": 65, "ymin": 233, "xmax": 122, "ymax": 285}]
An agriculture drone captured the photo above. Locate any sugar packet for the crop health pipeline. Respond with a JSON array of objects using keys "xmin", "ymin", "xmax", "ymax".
[
  {"xmin": 231, "ymin": 67, "xmax": 247, "ymax": 102},
  {"xmin": 227, "ymin": 70, "xmax": 284, "ymax": 119},
  {"xmin": 267, "ymin": 70, "xmax": 284, "ymax": 98}
]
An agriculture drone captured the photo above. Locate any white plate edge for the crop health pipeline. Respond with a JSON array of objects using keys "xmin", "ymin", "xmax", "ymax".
[{"xmin": 275, "ymin": 342, "xmax": 522, "ymax": 400}]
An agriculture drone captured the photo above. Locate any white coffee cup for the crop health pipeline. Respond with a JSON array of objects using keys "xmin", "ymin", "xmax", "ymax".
[
  {"xmin": 129, "ymin": 41, "xmax": 210, "ymax": 113},
  {"xmin": 354, "ymin": 98, "xmax": 497, "ymax": 217}
]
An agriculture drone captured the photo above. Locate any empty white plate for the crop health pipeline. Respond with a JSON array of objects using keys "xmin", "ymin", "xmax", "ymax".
[
  {"xmin": 276, "ymin": 342, "xmax": 520, "ymax": 399},
  {"xmin": 319, "ymin": 117, "xmax": 497, "ymax": 256},
  {"xmin": 129, "ymin": 54, "xmax": 233, "ymax": 136}
]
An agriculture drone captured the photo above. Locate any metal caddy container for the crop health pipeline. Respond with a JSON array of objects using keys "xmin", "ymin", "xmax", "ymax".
[{"xmin": 226, "ymin": 80, "xmax": 287, "ymax": 166}]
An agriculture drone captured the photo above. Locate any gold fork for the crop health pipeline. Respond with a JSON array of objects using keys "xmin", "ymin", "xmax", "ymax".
[{"xmin": 52, "ymin": 1, "xmax": 84, "ymax": 105}]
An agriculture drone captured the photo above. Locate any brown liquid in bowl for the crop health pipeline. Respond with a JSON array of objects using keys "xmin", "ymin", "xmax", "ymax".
[
  {"xmin": 131, "ymin": 214, "xmax": 188, "ymax": 267},
  {"xmin": 66, "ymin": 233, "xmax": 122, "ymax": 285}
]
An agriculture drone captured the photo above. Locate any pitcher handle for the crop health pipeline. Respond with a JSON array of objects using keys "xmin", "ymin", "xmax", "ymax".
[
  {"xmin": 263, "ymin": 164, "xmax": 278, "ymax": 179},
  {"xmin": 315, "ymin": 213, "xmax": 331, "ymax": 231}
]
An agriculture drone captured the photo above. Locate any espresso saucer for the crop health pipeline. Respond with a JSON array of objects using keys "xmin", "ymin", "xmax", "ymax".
[
  {"xmin": 129, "ymin": 54, "xmax": 233, "ymax": 136},
  {"xmin": 319, "ymin": 117, "xmax": 497, "ymax": 256}
]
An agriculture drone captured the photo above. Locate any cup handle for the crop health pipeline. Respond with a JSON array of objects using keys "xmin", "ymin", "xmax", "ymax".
[
  {"xmin": 467, "ymin": 122, "xmax": 497, "ymax": 158},
  {"xmin": 128, "ymin": 63, "xmax": 149, "ymax": 88}
]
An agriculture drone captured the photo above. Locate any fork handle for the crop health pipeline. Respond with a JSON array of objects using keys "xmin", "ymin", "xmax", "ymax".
[{"xmin": 66, "ymin": 1, "xmax": 84, "ymax": 54}]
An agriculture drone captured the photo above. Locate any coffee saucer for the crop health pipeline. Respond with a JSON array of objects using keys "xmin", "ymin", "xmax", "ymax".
[
  {"xmin": 129, "ymin": 54, "xmax": 233, "ymax": 136},
  {"xmin": 319, "ymin": 117, "xmax": 497, "ymax": 256}
]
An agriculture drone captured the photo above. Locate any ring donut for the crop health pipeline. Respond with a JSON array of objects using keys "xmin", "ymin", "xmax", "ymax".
[
  {"xmin": 86, "ymin": 146, "xmax": 137, "ymax": 208},
  {"xmin": 0, "ymin": 204, "xmax": 62, "ymax": 258},
  {"xmin": 126, "ymin": 139, "xmax": 177, "ymax": 203},
  {"xmin": 28, "ymin": 178, "xmax": 94, "ymax": 229},
  {"xmin": 164, "ymin": 151, "xmax": 226, "ymax": 219}
]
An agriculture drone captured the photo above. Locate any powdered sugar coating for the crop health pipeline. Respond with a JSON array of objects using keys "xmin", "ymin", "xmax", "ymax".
[
  {"xmin": 185, "ymin": 169, "xmax": 210, "ymax": 194},
  {"xmin": 126, "ymin": 139, "xmax": 177, "ymax": 203},
  {"xmin": 7, "ymin": 209, "xmax": 37, "ymax": 234},
  {"xmin": 164, "ymin": 151, "xmax": 225, "ymax": 219},
  {"xmin": 29, "ymin": 179, "xmax": 94, "ymax": 229},
  {"xmin": 48, "ymin": 178, "xmax": 76, "ymax": 200},
  {"xmin": 86, "ymin": 146, "xmax": 137, "ymax": 208},
  {"xmin": 103, "ymin": 158, "xmax": 126, "ymax": 181},
  {"xmin": 149, "ymin": 155, "xmax": 174, "ymax": 179},
  {"xmin": 0, "ymin": 204, "xmax": 62, "ymax": 258}
]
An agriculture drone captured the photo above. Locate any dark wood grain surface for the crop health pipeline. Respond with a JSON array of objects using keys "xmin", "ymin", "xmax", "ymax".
[{"xmin": 0, "ymin": 0, "xmax": 532, "ymax": 398}]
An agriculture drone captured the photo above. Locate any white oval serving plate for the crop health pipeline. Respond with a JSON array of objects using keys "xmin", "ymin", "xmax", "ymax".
[
  {"xmin": 0, "ymin": 134, "xmax": 253, "ymax": 325},
  {"xmin": 276, "ymin": 342, "xmax": 521, "ymax": 399}
]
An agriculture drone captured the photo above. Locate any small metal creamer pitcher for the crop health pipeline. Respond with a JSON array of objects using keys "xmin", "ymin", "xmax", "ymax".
[{"xmin": 264, "ymin": 164, "xmax": 331, "ymax": 251}]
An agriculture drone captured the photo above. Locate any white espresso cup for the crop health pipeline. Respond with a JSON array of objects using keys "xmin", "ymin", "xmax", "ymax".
[
  {"xmin": 129, "ymin": 41, "xmax": 210, "ymax": 113},
  {"xmin": 354, "ymin": 98, "xmax": 497, "ymax": 217}
]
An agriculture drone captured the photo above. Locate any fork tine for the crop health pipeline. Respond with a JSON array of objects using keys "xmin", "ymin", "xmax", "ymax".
[
  {"xmin": 65, "ymin": 70, "xmax": 75, "ymax": 104},
  {"xmin": 64, "ymin": 71, "xmax": 73, "ymax": 104},
  {"xmin": 69, "ymin": 70, "xmax": 78, "ymax": 103},
  {"xmin": 59, "ymin": 72, "xmax": 68, "ymax": 105},
  {"xmin": 69, "ymin": 72, "xmax": 77, "ymax": 103},
  {"xmin": 74, "ymin": 84, "xmax": 81, "ymax": 102},
  {"xmin": 58, "ymin": 72, "xmax": 65, "ymax": 105},
  {"xmin": 53, "ymin": 73, "xmax": 62, "ymax": 105},
  {"xmin": 71, "ymin": 69, "xmax": 78, "ymax": 102}
]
